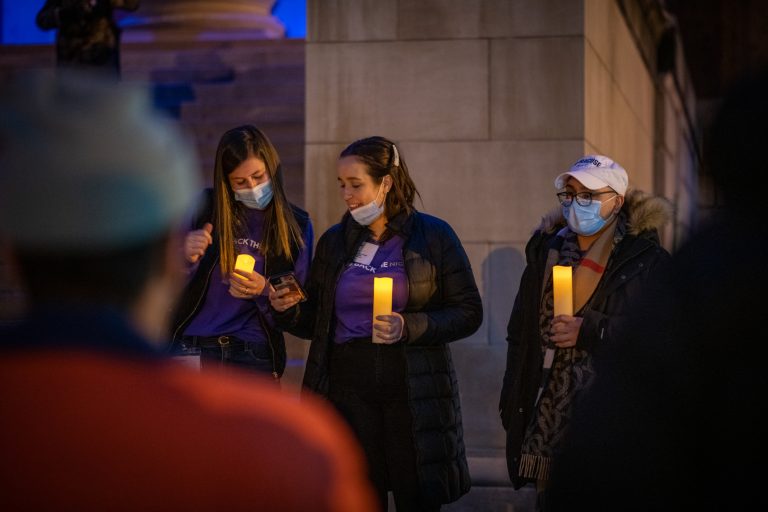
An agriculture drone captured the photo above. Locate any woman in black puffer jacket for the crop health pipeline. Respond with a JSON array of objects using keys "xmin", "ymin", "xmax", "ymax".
[{"xmin": 271, "ymin": 136, "xmax": 482, "ymax": 511}]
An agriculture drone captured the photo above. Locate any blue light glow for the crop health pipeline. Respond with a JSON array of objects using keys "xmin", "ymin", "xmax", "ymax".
[{"xmin": 0, "ymin": 0, "xmax": 306, "ymax": 44}]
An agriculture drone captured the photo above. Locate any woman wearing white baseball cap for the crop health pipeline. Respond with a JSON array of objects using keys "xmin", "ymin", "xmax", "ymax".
[{"xmin": 499, "ymin": 154, "xmax": 673, "ymax": 508}]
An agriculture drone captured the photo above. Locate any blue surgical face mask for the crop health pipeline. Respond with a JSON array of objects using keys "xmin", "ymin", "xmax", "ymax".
[
  {"xmin": 563, "ymin": 195, "xmax": 618, "ymax": 236},
  {"xmin": 350, "ymin": 182, "xmax": 385, "ymax": 226},
  {"xmin": 234, "ymin": 180, "xmax": 273, "ymax": 209}
]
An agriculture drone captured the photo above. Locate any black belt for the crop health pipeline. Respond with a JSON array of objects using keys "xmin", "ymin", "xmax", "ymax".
[
  {"xmin": 188, "ymin": 335, "xmax": 247, "ymax": 349},
  {"xmin": 346, "ymin": 336, "xmax": 374, "ymax": 344}
]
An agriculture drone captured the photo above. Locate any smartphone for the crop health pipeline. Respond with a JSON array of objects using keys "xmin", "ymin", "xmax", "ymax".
[{"xmin": 268, "ymin": 272, "xmax": 307, "ymax": 302}]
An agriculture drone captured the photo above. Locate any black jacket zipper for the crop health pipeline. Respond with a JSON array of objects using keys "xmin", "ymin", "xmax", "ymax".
[
  {"xmin": 171, "ymin": 256, "xmax": 218, "ymax": 349},
  {"xmin": 261, "ymin": 258, "xmax": 279, "ymax": 380}
]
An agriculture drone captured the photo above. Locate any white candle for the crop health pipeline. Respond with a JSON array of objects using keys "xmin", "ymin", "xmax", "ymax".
[
  {"xmin": 552, "ymin": 265, "xmax": 573, "ymax": 317},
  {"xmin": 372, "ymin": 277, "xmax": 393, "ymax": 344}
]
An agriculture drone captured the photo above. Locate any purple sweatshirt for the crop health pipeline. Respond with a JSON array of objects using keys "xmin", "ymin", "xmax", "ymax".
[
  {"xmin": 333, "ymin": 234, "xmax": 409, "ymax": 343},
  {"xmin": 183, "ymin": 208, "xmax": 312, "ymax": 345}
]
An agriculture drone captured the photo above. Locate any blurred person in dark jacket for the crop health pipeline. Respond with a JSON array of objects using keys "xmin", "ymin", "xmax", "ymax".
[
  {"xmin": 36, "ymin": 0, "xmax": 139, "ymax": 74},
  {"xmin": 0, "ymin": 70, "xmax": 377, "ymax": 512},
  {"xmin": 548, "ymin": 69, "xmax": 768, "ymax": 511}
]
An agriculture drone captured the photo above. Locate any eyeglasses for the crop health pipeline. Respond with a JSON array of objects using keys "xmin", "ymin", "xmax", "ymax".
[{"xmin": 556, "ymin": 191, "xmax": 616, "ymax": 207}]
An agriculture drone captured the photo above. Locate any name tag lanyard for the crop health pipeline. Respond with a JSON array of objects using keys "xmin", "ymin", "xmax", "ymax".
[{"xmin": 354, "ymin": 241, "xmax": 379, "ymax": 266}]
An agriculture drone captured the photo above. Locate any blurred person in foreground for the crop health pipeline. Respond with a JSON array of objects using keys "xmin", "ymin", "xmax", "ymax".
[
  {"xmin": 0, "ymin": 70, "xmax": 377, "ymax": 512},
  {"xmin": 548, "ymin": 69, "xmax": 768, "ymax": 511}
]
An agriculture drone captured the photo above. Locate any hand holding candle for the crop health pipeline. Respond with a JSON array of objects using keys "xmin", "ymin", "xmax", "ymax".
[
  {"xmin": 228, "ymin": 253, "xmax": 265, "ymax": 299},
  {"xmin": 372, "ymin": 277, "xmax": 393, "ymax": 344},
  {"xmin": 235, "ymin": 253, "xmax": 255, "ymax": 274},
  {"xmin": 551, "ymin": 265, "xmax": 582, "ymax": 348},
  {"xmin": 552, "ymin": 265, "xmax": 573, "ymax": 316}
]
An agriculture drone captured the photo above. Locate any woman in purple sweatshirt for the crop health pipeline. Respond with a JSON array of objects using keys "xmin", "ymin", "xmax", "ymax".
[{"xmin": 170, "ymin": 125, "xmax": 313, "ymax": 380}]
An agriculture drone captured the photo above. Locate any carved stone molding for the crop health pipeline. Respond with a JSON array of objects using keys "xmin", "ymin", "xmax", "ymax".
[{"xmin": 121, "ymin": 0, "xmax": 285, "ymax": 42}]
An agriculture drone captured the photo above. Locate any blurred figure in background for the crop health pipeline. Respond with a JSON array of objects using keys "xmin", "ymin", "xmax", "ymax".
[
  {"xmin": 548, "ymin": 68, "xmax": 768, "ymax": 510},
  {"xmin": 0, "ymin": 70, "xmax": 377, "ymax": 512},
  {"xmin": 36, "ymin": 0, "xmax": 140, "ymax": 75}
]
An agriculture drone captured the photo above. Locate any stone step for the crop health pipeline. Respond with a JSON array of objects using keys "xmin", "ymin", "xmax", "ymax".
[
  {"xmin": 181, "ymin": 102, "xmax": 304, "ymax": 123},
  {"xmin": 383, "ymin": 453, "xmax": 536, "ymax": 511},
  {"xmin": 192, "ymin": 80, "xmax": 304, "ymax": 101},
  {"xmin": 187, "ymin": 121, "xmax": 303, "ymax": 145},
  {"xmin": 146, "ymin": 66, "xmax": 235, "ymax": 85},
  {"xmin": 122, "ymin": 41, "xmax": 304, "ymax": 72},
  {"xmin": 0, "ymin": 44, "xmax": 53, "ymax": 66},
  {"xmin": 192, "ymin": 152, "xmax": 304, "ymax": 179},
  {"xmin": 124, "ymin": 64, "xmax": 303, "ymax": 83},
  {"xmin": 0, "ymin": 46, "xmax": 54, "ymax": 85},
  {"xmin": 0, "ymin": 42, "xmax": 305, "ymax": 78},
  {"xmin": 193, "ymin": 139, "xmax": 304, "ymax": 155},
  {"xmin": 466, "ymin": 453, "xmax": 512, "ymax": 487},
  {"xmin": 122, "ymin": 38, "xmax": 305, "ymax": 56},
  {"xmin": 441, "ymin": 485, "xmax": 535, "ymax": 512},
  {"xmin": 236, "ymin": 64, "xmax": 304, "ymax": 81},
  {"xmin": 190, "ymin": 143, "xmax": 303, "ymax": 163},
  {"xmin": 126, "ymin": 63, "xmax": 303, "ymax": 86}
]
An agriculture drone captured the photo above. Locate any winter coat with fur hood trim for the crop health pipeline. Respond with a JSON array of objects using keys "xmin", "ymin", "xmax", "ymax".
[{"xmin": 499, "ymin": 190, "xmax": 673, "ymax": 488}]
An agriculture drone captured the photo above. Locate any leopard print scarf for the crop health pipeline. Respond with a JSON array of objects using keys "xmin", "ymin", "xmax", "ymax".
[{"xmin": 518, "ymin": 213, "xmax": 626, "ymax": 482}]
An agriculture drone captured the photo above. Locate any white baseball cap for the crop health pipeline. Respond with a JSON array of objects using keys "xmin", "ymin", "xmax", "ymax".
[
  {"xmin": 0, "ymin": 70, "xmax": 200, "ymax": 250},
  {"xmin": 554, "ymin": 155, "xmax": 628, "ymax": 196}
]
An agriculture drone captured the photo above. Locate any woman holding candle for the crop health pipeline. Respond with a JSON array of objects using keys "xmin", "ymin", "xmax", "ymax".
[
  {"xmin": 498, "ymin": 155, "xmax": 672, "ymax": 509},
  {"xmin": 169, "ymin": 125, "xmax": 313, "ymax": 379},
  {"xmin": 270, "ymin": 136, "xmax": 482, "ymax": 511}
]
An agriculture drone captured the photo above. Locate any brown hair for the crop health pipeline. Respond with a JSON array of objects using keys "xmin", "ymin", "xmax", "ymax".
[
  {"xmin": 212, "ymin": 125, "xmax": 303, "ymax": 277},
  {"xmin": 339, "ymin": 136, "xmax": 420, "ymax": 219}
]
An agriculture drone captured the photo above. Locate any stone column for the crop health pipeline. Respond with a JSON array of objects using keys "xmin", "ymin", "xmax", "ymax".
[{"xmin": 121, "ymin": 0, "xmax": 285, "ymax": 42}]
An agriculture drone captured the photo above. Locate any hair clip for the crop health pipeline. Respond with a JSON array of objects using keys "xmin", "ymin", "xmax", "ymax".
[{"xmin": 392, "ymin": 144, "xmax": 400, "ymax": 167}]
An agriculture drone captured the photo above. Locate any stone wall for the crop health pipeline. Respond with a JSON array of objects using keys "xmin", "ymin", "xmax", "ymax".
[
  {"xmin": 585, "ymin": 0, "xmax": 698, "ymax": 248},
  {"xmin": 585, "ymin": 0, "xmax": 654, "ymax": 188}
]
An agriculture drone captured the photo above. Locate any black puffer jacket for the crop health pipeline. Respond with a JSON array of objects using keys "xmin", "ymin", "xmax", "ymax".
[
  {"xmin": 499, "ymin": 190, "xmax": 673, "ymax": 488},
  {"xmin": 278, "ymin": 210, "xmax": 482, "ymax": 505},
  {"xmin": 169, "ymin": 189, "xmax": 311, "ymax": 378}
]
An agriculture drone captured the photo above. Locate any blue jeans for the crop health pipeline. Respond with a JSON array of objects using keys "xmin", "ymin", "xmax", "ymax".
[{"xmin": 197, "ymin": 337, "xmax": 274, "ymax": 377}]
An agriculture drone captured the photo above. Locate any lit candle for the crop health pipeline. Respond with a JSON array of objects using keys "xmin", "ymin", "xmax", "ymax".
[
  {"xmin": 235, "ymin": 253, "xmax": 255, "ymax": 274},
  {"xmin": 372, "ymin": 277, "xmax": 393, "ymax": 344},
  {"xmin": 552, "ymin": 265, "xmax": 573, "ymax": 317}
]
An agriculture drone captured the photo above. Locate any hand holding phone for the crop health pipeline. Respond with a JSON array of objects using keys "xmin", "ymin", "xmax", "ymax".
[{"xmin": 268, "ymin": 272, "xmax": 307, "ymax": 303}]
